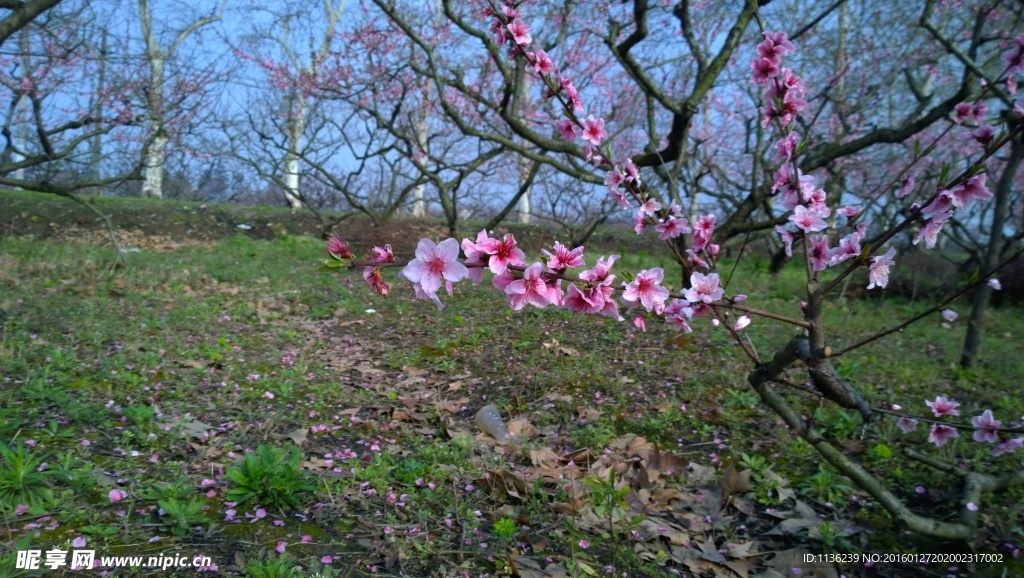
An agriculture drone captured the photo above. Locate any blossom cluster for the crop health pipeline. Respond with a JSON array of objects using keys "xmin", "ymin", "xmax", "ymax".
[
  {"xmin": 328, "ymin": 230, "xmax": 744, "ymax": 337},
  {"xmin": 751, "ymin": 31, "xmax": 899, "ymax": 288},
  {"xmin": 896, "ymin": 396, "xmax": 1024, "ymax": 455}
]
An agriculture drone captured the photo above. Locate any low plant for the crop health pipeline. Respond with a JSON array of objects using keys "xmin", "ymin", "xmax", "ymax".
[
  {"xmin": 245, "ymin": 554, "xmax": 301, "ymax": 578},
  {"xmin": 0, "ymin": 441, "xmax": 53, "ymax": 509},
  {"xmin": 225, "ymin": 445, "xmax": 313, "ymax": 510},
  {"xmin": 493, "ymin": 517, "xmax": 516, "ymax": 542},
  {"xmin": 799, "ymin": 463, "xmax": 854, "ymax": 506},
  {"xmin": 157, "ymin": 496, "xmax": 209, "ymax": 537}
]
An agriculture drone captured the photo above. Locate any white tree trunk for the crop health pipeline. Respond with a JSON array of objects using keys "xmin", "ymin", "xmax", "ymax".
[
  {"xmin": 283, "ymin": 90, "xmax": 306, "ymax": 210},
  {"xmin": 142, "ymin": 134, "xmax": 168, "ymax": 198},
  {"xmin": 137, "ymin": 0, "xmax": 223, "ymax": 200},
  {"xmin": 517, "ymin": 154, "xmax": 532, "ymax": 224},
  {"xmin": 283, "ymin": 151, "xmax": 302, "ymax": 209},
  {"xmin": 140, "ymin": 56, "xmax": 165, "ymax": 199}
]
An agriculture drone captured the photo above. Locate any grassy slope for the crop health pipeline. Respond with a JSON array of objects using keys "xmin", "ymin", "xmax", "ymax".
[{"xmin": 1, "ymin": 192, "xmax": 1022, "ymax": 577}]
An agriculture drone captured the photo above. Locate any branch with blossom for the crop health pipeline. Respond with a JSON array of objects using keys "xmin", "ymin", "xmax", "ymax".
[{"xmin": 325, "ymin": 1, "xmax": 1024, "ymax": 541}]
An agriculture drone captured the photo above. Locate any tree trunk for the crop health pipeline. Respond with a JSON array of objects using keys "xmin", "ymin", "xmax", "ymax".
[
  {"xmin": 516, "ymin": 153, "xmax": 532, "ymax": 224},
  {"xmin": 960, "ymin": 134, "xmax": 1022, "ymax": 368},
  {"xmin": 140, "ymin": 48, "xmax": 165, "ymax": 198},
  {"xmin": 283, "ymin": 89, "xmax": 306, "ymax": 210},
  {"xmin": 137, "ymin": 0, "xmax": 223, "ymax": 199},
  {"xmin": 142, "ymin": 134, "xmax": 168, "ymax": 199}
]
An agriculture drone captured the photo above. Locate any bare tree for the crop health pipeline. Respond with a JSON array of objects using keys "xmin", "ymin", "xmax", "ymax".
[{"xmin": 136, "ymin": 0, "xmax": 225, "ymax": 198}]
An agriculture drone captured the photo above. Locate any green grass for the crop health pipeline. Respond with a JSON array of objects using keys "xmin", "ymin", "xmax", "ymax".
[{"xmin": 1, "ymin": 197, "xmax": 1023, "ymax": 577}]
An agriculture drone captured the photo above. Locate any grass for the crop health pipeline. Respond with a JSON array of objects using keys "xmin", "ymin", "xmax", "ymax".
[{"xmin": 0, "ymin": 193, "xmax": 1022, "ymax": 577}]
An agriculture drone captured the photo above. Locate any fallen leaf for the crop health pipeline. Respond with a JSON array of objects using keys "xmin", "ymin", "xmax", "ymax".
[
  {"xmin": 481, "ymin": 469, "xmax": 529, "ymax": 501},
  {"xmin": 720, "ymin": 463, "xmax": 752, "ymax": 498},
  {"xmin": 509, "ymin": 556, "xmax": 567, "ymax": 578},
  {"xmin": 508, "ymin": 418, "xmax": 535, "ymax": 438},
  {"xmin": 698, "ymin": 538, "xmax": 727, "ymax": 563},
  {"xmin": 286, "ymin": 428, "xmax": 308, "ymax": 445},
  {"xmin": 548, "ymin": 498, "xmax": 586, "ymax": 516},
  {"xmin": 177, "ymin": 359, "xmax": 208, "ymax": 369},
  {"xmin": 529, "ymin": 447, "xmax": 561, "ymax": 467}
]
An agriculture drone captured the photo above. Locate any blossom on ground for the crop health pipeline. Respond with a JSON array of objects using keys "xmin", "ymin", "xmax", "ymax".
[
  {"xmin": 987, "ymin": 278, "xmax": 1002, "ymax": 290},
  {"xmin": 941, "ymin": 309, "xmax": 958, "ymax": 323}
]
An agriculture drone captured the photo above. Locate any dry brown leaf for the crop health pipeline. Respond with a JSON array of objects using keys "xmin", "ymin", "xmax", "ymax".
[
  {"xmin": 508, "ymin": 418, "xmax": 535, "ymax": 438},
  {"xmin": 529, "ymin": 447, "xmax": 561, "ymax": 467},
  {"xmin": 338, "ymin": 319, "xmax": 365, "ymax": 327},
  {"xmin": 720, "ymin": 463, "xmax": 752, "ymax": 498},
  {"xmin": 509, "ymin": 556, "xmax": 567, "ymax": 578},
  {"xmin": 698, "ymin": 538, "xmax": 727, "ymax": 563},
  {"xmin": 649, "ymin": 445, "xmax": 690, "ymax": 476},
  {"xmin": 548, "ymin": 498, "xmax": 586, "ymax": 516},
  {"xmin": 434, "ymin": 400, "xmax": 462, "ymax": 414},
  {"xmin": 286, "ymin": 428, "xmax": 308, "ymax": 445},
  {"xmin": 576, "ymin": 406, "xmax": 602, "ymax": 421},
  {"xmin": 480, "ymin": 469, "xmax": 529, "ymax": 501},
  {"xmin": 724, "ymin": 557, "xmax": 760, "ymax": 578},
  {"xmin": 626, "ymin": 436, "xmax": 653, "ymax": 458},
  {"xmin": 178, "ymin": 359, "xmax": 208, "ymax": 369},
  {"xmin": 650, "ymin": 488, "xmax": 686, "ymax": 511}
]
